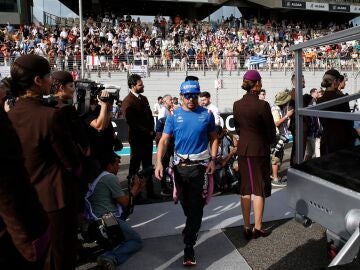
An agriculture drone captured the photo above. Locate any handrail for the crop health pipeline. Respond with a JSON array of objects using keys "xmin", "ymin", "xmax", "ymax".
[{"xmin": 0, "ymin": 54, "xmax": 358, "ymax": 74}]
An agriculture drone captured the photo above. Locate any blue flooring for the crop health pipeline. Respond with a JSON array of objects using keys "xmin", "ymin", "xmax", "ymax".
[{"xmin": 115, "ymin": 145, "xmax": 158, "ymax": 156}]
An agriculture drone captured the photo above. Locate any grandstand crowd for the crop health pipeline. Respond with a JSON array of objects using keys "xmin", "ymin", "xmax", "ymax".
[{"xmin": 0, "ymin": 13, "xmax": 360, "ymax": 72}]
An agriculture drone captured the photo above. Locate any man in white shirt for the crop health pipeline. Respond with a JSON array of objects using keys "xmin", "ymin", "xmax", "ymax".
[
  {"xmin": 158, "ymin": 94, "xmax": 173, "ymax": 119},
  {"xmin": 199, "ymin": 91, "xmax": 221, "ymax": 126},
  {"xmin": 153, "ymin": 96, "xmax": 163, "ymax": 116}
]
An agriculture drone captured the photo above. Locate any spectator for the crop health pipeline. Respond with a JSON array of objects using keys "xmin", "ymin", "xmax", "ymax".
[
  {"xmin": 155, "ymin": 94, "xmax": 174, "ymax": 196},
  {"xmin": 258, "ymin": 89, "xmax": 266, "ymax": 100},
  {"xmin": 172, "ymin": 96, "xmax": 180, "ymax": 108},
  {"xmin": 153, "ymin": 96, "xmax": 163, "ymax": 116},
  {"xmin": 304, "ymin": 88, "xmax": 322, "ymax": 160},
  {"xmin": 158, "ymin": 94, "xmax": 173, "ymax": 119},
  {"xmin": 199, "ymin": 91, "xmax": 221, "ymax": 126},
  {"xmin": 0, "ymin": 15, "xmax": 355, "ymax": 71}
]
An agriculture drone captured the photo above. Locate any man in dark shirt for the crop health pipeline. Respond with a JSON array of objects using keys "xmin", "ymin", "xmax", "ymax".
[{"xmin": 122, "ymin": 74, "xmax": 158, "ymax": 200}]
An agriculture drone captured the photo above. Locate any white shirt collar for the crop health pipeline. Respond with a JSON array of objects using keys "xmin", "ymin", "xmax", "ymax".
[{"xmin": 131, "ymin": 90, "xmax": 139, "ymax": 98}]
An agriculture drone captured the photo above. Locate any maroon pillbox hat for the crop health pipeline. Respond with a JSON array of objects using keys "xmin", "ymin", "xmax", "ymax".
[{"xmin": 243, "ymin": 70, "xmax": 262, "ymax": 81}]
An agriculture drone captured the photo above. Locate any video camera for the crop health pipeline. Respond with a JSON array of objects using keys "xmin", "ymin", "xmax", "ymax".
[{"xmin": 74, "ymin": 79, "xmax": 120, "ymax": 114}]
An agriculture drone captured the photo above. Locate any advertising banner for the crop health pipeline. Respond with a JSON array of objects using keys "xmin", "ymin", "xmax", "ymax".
[
  {"xmin": 282, "ymin": 0, "xmax": 306, "ymax": 9},
  {"xmin": 350, "ymin": 5, "xmax": 360, "ymax": 14},
  {"xmin": 329, "ymin": 4, "xmax": 350, "ymax": 12},
  {"xmin": 306, "ymin": 2, "xmax": 329, "ymax": 11}
]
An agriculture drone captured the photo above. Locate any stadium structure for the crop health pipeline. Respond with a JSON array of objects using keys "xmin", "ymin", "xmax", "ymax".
[{"xmin": 2, "ymin": 0, "xmax": 360, "ymax": 25}]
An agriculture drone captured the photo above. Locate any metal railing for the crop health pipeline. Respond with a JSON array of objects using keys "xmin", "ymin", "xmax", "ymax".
[{"xmin": 0, "ymin": 54, "xmax": 359, "ymax": 77}]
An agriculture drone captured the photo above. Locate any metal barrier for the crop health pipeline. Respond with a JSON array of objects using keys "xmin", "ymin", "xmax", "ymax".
[{"xmin": 0, "ymin": 54, "xmax": 359, "ymax": 77}]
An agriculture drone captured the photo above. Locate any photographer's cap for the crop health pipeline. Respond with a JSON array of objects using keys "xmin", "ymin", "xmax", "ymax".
[{"xmin": 274, "ymin": 91, "xmax": 291, "ymax": 106}]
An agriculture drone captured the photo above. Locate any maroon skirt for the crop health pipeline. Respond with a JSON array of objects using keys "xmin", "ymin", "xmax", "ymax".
[{"xmin": 238, "ymin": 155, "xmax": 271, "ymax": 197}]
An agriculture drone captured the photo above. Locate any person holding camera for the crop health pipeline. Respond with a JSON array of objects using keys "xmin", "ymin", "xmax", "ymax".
[
  {"xmin": 270, "ymin": 91, "xmax": 293, "ymax": 187},
  {"xmin": 155, "ymin": 80, "xmax": 218, "ymax": 266},
  {"xmin": 83, "ymin": 88, "xmax": 118, "ymax": 179},
  {"xmin": 86, "ymin": 153, "xmax": 144, "ymax": 270}
]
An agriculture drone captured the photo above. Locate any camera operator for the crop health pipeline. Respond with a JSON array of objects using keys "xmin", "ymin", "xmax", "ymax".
[
  {"xmin": 271, "ymin": 91, "xmax": 293, "ymax": 187},
  {"xmin": 83, "ymin": 89, "xmax": 118, "ymax": 179},
  {"xmin": 86, "ymin": 153, "xmax": 144, "ymax": 269}
]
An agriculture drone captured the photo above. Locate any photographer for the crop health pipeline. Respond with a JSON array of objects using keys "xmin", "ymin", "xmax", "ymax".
[
  {"xmin": 271, "ymin": 91, "xmax": 293, "ymax": 187},
  {"xmin": 86, "ymin": 153, "xmax": 144, "ymax": 269}
]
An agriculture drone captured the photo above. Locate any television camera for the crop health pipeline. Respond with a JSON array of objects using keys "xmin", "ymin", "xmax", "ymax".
[{"xmin": 74, "ymin": 79, "xmax": 120, "ymax": 115}]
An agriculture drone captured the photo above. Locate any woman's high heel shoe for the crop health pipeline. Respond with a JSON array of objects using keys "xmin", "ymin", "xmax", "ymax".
[
  {"xmin": 252, "ymin": 228, "xmax": 271, "ymax": 239},
  {"xmin": 243, "ymin": 227, "xmax": 252, "ymax": 240}
]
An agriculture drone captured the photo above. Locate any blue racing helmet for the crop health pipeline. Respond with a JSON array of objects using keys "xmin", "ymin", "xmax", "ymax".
[{"xmin": 179, "ymin": 80, "xmax": 201, "ymax": 95}]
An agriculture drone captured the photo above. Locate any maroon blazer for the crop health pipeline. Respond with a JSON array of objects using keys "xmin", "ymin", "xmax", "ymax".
[
  {"xmin": 121, "ymin": 92, "xmax": 154, "ymax": 144},
  {"xmin": 8, "ymin": 98, "xmax": 80, "ymax": 212},
  {"xmin": 233, "ymin": 92, "xmax": 276, "ymax": 157},
  {"xmin": 0, "ymin": 108, "xmax": 49, "ymax": 263}
]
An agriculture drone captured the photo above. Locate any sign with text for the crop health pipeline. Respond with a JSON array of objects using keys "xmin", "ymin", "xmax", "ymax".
[
  {"xmin": 282, "ymin": 0, "xmax": 306, "ymax": 9},
  {"xmin": 350, "ymin": 5, "xmax": 360, "ymax": 14},
  {"xmin": 306, "ymin": 2, "xmax": 328, "ymax": 11},
  {"xmin": 329, "ymin": 4, "xmax": 350, "ymax": 12},
  {"xmin": 129, "ymin": 65, "xmax": 148, "ymax": 78}
]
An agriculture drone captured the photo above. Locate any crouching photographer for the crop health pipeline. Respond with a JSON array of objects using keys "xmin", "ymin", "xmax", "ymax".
[{"xmin": 84, "ymin": 153, "xmax": 144, "ymax": 269}]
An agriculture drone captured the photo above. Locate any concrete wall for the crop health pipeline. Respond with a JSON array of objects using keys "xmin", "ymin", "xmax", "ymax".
[
  {"xmin": 0, "ymin": 12, "xmax": 20, "ymax": 24},
  {"xmin": 86, "ymin": 70, "xmax": 359, "ymax": 113}
]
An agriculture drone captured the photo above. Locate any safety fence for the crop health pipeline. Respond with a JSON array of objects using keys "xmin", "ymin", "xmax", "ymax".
[{"xmin": 0, "ymin": 54, "xmax": 359, "ymax": 77}]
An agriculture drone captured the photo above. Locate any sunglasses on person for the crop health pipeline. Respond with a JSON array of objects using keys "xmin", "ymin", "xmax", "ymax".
[{"xmin": 183, "ymin": 93, "xmax": 199, "ymax": 100}]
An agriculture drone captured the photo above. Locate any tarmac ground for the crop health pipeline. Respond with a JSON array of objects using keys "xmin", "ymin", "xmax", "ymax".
[{"xmin": 76, "ymin": 145, "xmax": 336, "ymax": 270}]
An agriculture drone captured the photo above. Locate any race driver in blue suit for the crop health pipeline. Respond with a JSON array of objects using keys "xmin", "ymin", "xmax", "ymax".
[{"xmin": 155, "ymin": 80, "xmax": 219, "ymax": 266}]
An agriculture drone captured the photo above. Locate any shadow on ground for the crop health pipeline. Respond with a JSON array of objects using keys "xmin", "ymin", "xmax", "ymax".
[{"xmin": 224, "ymin": 218, "xmax": 330, "ymax": 270}]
